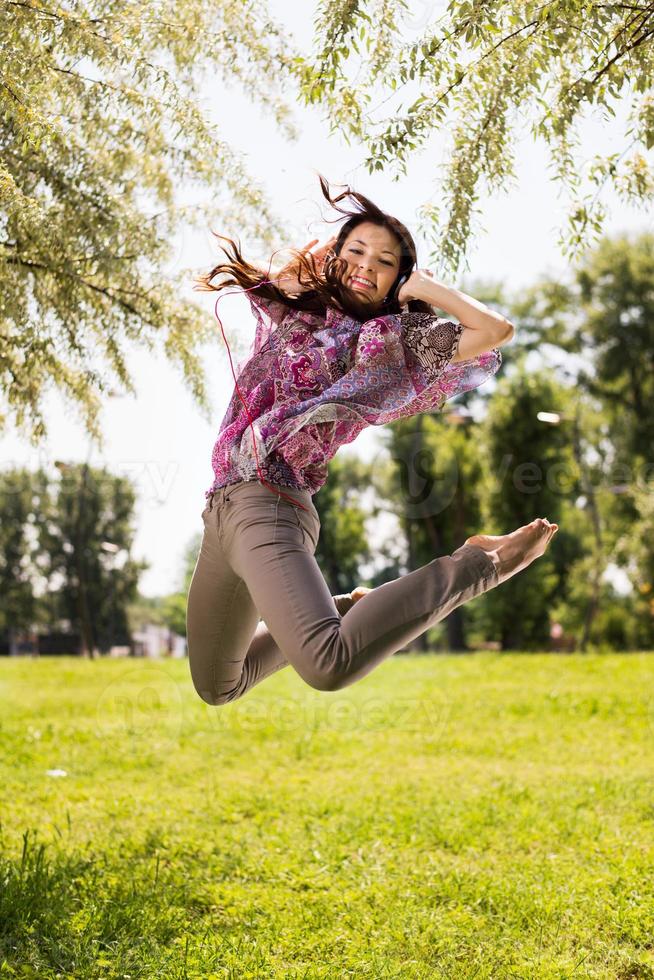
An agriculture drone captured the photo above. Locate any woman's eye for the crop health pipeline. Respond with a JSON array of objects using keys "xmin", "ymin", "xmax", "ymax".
[{"xmin": 349, "ymin": 248, "xmax": 393, "ymax": 266}]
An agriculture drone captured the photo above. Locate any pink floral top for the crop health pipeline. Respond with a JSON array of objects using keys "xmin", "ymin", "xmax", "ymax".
[{"xmin": 205, "ymin": 292, "xmax": 503, "ymax": 499}]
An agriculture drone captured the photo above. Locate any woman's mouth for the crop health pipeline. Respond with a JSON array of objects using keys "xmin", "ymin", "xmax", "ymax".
[{"xmin": 349, "ymin": 275, "xmax": 375, "ymax": 291}]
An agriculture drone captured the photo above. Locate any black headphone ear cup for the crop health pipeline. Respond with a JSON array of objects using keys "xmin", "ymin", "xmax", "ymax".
[{"xmin": 394, "ymin": 274, "xmax": 408, "ymax": 301}]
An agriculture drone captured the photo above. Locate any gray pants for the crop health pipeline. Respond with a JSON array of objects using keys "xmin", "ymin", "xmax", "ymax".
[{"xmin": 186, "ymin": 480, "xmax": 499, "ymax": 705}]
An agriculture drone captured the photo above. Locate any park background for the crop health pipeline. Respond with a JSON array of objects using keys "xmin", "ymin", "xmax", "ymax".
[
  {"xmin": 2, "ymin": 2, "xmax": 654, "ymax": 976},
  {"xmin": 2, "ymin": 2, "xmax": 653, "ymax": 659}
]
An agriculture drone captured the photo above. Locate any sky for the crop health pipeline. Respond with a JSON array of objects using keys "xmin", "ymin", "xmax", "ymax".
[{"xmin": 1, "ymin": 3, "xmax": 651, "ymax": 597}]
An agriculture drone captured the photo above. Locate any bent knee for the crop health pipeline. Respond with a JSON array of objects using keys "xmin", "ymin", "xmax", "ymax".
[
  {"xmin": 297, "ymin": 644, "xmax": 349, "ymax": 693},
  {"xmin": 194, "ymin": 684, "xmax": 241, "ymax": 706},
  {"xmin": 303, "ymin": 669, "xmax": 347, "ymax": 693}
]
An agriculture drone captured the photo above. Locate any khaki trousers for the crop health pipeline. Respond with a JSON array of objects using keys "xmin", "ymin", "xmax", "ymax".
[{"xmin": 186, "ymin": 479, "xmax": 499, "ymax": 705}]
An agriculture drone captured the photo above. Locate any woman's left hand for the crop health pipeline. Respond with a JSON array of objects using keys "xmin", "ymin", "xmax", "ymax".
[
  {"xmin": 296, "ymin": 236, "xmax": 337, "ymax": 277},
  {"xmin": 277, "ymin": 236, "xmax": 337, "ymax": 294},
  {"xmin": 397, "ymin": 269, "xmax": 436, "ymax": 305}
]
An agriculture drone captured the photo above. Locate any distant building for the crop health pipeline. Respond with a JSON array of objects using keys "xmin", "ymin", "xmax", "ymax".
[
  {"xmin": 0, "ymin": 624, "xmax": 187, "ymax": 657},
  {"xmin": 131, "ymin": 623, "xmax": 187, "ymax": 658}
]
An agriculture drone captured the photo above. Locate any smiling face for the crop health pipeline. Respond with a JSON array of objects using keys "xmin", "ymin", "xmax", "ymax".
[{"xmin": 338, "ymin": 222, "xmax": 403, "ymax": 304}]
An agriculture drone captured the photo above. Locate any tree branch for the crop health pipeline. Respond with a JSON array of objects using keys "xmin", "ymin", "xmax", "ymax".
[
  {"xmin": 366, "ymin": 9, "xmax": 547, "ymax": 130},
  {"xmin": 591, "ymin": 17, "xmax": 654, "ymax": 82},
  {"xmin": 4, "ymin": 256, "xmax": 161, "ymax": 328},
  {"xmin": 2, "ymin": 0, "xmax": 107, "ymax": 31},
  {"xmin": 46, "ymin": 64, "xmax": 129, "ymax": 96},
  {"xmin": 571, "ymin": 4, "xmax": 653, "ymax": 87},
  {"xmin": 1, "ymin": 79, "xmax": 26, "ymax": 105},
  {"xmin": 596, "ymin": 2, "xmax": 652, "ymax": 10}
]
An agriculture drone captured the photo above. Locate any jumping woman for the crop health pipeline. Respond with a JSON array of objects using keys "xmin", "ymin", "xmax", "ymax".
[{"xmin": 188, "ymin": 175, "xmax": 558, "ymax": 705}]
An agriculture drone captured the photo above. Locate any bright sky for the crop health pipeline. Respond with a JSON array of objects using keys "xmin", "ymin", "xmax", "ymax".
[{"xmin": 1, "ymin": 4, "xmax": 650, "ymax": 597}]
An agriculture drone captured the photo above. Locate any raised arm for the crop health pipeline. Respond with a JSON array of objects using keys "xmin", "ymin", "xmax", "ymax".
[{"xmin": 400, "ymin": 271, "xmax": 514, "ymax": 362}]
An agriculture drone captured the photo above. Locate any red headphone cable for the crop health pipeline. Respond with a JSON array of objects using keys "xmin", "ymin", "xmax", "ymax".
[{"xmin": 211, "ymin": 249, "xmax": 313, "ymax": 514}]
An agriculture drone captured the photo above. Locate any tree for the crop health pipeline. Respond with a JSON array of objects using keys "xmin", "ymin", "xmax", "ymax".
[
  {"xmin": 374, "ymin": 413, "xmax": 490, "ymax": 652},
  {"xmin": 127, "ymin": 592, "xmax": 168, "ymax": 634},
  {"xmin": 622, "ymin": 481, "xmax": 654, "ymax": 648},
  {"xmin": 481, "ymin": 369, "xmax": 573, "ymax": 650},
  {"xmin": 1, "ymin": 0, "xmax": 302, "ymax": 446},
  {"xmin": 0, "ymin": 468, "xmax": 39, "ymax": 652},
  {"xmin": 37, "ymin": 463, "xmax": 148, "ymax": 656},
  {"xmin": 159, "ymin": 532, "xmax": 202, "ymax": 638},
  {"xmin": 313, "ymin": 453, "xmax": 375, "ymax": 595},
  {"xmin": 295, "ymin": 1, "xmax": 654, "ymax": 275},
  {"xmin": 517, "ymin": 230, "xmax": 654, "ymax": 646}
]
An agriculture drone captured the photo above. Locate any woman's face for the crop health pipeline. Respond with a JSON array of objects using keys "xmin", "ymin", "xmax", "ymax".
[{"xmin": 337, "ymin": 222, "xmax": 403, "ymax": 304}]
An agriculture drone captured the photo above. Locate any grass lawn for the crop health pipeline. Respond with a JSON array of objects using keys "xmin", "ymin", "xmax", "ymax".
[{"xmin": 1, "ymin": 652, "xmax": 653, "ymax": 979}]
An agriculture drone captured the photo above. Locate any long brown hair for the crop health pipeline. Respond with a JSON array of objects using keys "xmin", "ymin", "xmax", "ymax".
[{"xmin": 193, "ymin": 174, "xmax": 435, "ymax": 324}]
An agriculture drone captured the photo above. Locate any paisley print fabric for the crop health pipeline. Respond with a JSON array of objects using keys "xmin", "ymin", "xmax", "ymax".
[{"xmin": 205, "ymin": 292, "xmax": 503, "ymax": 498}]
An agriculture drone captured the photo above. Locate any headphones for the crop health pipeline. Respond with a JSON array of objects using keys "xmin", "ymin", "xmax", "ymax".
[
  {"xmin": 327, "ymin": 246, "xmax": 410, "ymax": 305},
  {"xmin": 386, "ymin": 272, "xmax": 409, "ymax": 305}
]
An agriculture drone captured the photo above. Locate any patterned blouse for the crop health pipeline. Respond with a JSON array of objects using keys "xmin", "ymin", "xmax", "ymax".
[{"xmin": 205, "ymin": 292, "xmax": 503, "ymax": 499}]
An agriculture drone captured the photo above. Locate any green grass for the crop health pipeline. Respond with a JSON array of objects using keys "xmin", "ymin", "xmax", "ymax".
[{"xmin": 1, "ymin": 653, "xmax": 653, "ymax": 979}]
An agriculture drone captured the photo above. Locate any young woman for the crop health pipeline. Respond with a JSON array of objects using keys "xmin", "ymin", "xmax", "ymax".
[{"xmin": 188, "ymin": 176, "xmax": 558, "ymax": 705}]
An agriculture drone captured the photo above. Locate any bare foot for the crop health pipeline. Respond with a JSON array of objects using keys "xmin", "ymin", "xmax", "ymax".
[
  {"xmin": 465, "ymin": 517, "xmax": 559, "ymax": 585},
  {"xmin": 333, "ymin": 587, "xmax": 372, "ymax": 616}
]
